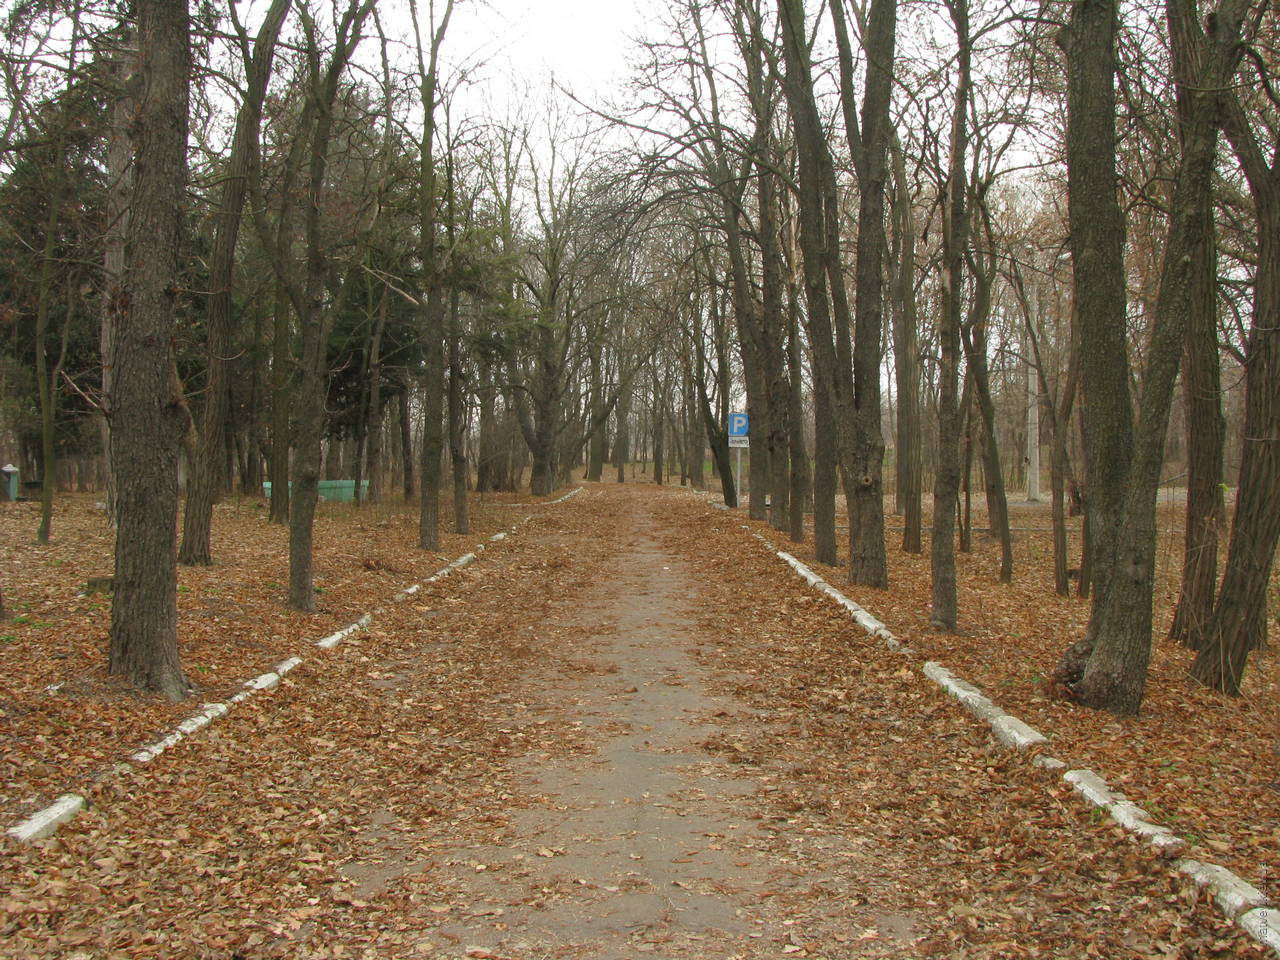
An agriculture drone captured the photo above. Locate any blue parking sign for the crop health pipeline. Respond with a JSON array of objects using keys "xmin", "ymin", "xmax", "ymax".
[{"xmin": 728, "ymin": 412, "xmax": 749, "ymax": 437}]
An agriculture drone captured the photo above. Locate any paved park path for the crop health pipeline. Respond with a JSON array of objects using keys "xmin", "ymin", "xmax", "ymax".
[{"xmin": 1, "ymin": 484, "xmax": 1252, "ymax": 959}]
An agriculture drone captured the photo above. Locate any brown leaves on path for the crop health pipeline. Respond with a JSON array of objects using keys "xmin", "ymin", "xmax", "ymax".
[
  {"xmin": 744, "ymin": 491, "xmax": 1279, "ymax": 903},
  {"xmin": 0, "ymin": 483, "xmax": 1273, "ymax": 958},
  {"xmin": 1, "ymin": 490, "xmax": 608, "ymax": 959},
  {"xmin": 667, "ymin": 488, "xmax": 1269, "ymax": 957},
  {"xmin": 0, "ymin": 490, "xmax": 558, "ymax": 823}
]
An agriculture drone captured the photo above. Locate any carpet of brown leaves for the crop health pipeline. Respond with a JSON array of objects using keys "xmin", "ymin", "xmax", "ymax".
[
  {"xmin": 0, "ymin": 482, "xmax": 1274, "ymax": 959},
  {"xmin": 1, "ymin": 490, "xmax": 605, "ymax": 958},
  {"xmin": 0, "ymin": 490, "xmax": 560, "ymax": 823},
  {"xmin": 754, "ymin": 490, "xmax": 1280, "ymax": 903},
  {"xmin": 673, "ymin": 488, "xmax": 1266, "ymax": 957}
]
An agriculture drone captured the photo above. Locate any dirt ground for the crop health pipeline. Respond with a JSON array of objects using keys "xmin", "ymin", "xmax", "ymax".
[{"xmin": 0, "ymin": 484, "xmax": 1271, "ymax": 957}]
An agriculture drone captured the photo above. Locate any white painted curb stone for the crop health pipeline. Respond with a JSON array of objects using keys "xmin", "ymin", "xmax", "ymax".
[
  {"xmin": 923, "ymin": 662, "xmax": 1004, "ymax": 722},
  {"xmin": 1061, "ymin": 768, "xmax": 1183, "ymax": 853},
  {"xmin": 543, "ymin": 487, "xmax": 584, "ymax": 506},
  {"xmin": 1065, "ymin": 768, "xmax": 1117, "ymax": 807},
  {"xmin": 7, "ymin": 794, "xmax": 86, "ymax": 842},
  {"xmin": 990, "ymin": 714, "xmax": 1049, "ymax": 750},
  {"xmin": 245, "ymin": 672, "xmax": 280, "ymax": 691},
  {"xmin": 764, "ymin": 541, "xmax": 901, "ymax": 652},
  {"xmin": 923, "ymin": 661, "xmax": 1050, "ymax": 751},
  {"xmin": 316, "ymin": 612, "xmax": 373, "ymax": 650},
  {"xmin": 1178, "ymin": 860, "xmax": 1270, "ymax": 919},
  {"xmin": 1109, "ymin": 800, "xmax": 1184, "ymax": 852},
  {"xmin": 1239, "ymin": 909, "xmax": 1280, "ymax": 953},
  {"xmin": 6, "ymin": 504, "xmax": 552, "ymax": 845}
]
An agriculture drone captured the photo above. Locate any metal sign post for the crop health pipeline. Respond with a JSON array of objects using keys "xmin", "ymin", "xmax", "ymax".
[{"xmin": 727, "ymin": 412, "xmax": 749, "ymax": 500}]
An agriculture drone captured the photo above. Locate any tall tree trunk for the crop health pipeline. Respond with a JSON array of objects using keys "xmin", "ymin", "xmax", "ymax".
[
  {"xmin": 1192, "ymin": 103, "xmax": 1280, "ymax": 692},
  {"xmin": 1062, "ymin": 0, "xmax": 1247, "ymax": 713},
  {"xmin": 1190, "ymin": 239, "xmax": 1279, "ymax": 690},
  {"xmin": 410, "ymin": 0, "xmax": 454, "ymax": 543},
  {"xmin": 448, "ymin": 285, "xmax": 468, "ymax": 534},
  {"xmin": 614, "ymin": 385, "xmax": 631, "ymax": 484},
  {"xmin": 777, "ymin": 0, "xmax": 841, "ymax": 567},
  {"xmin": 759, "ymin": 165, "xmax": 791, "ymax": 531},
  {"xmin": 652, "ymin": 365, "xmax": 666, "ymax": 486},
  {"xmin": 960, "ymin": 382, "xmax": 974, "ymax": 554},
  {"xmin": 418, "ymin": 286, "xmax": 445, "ymax": 547},
  {"xmin": 786, "ymin": 285, "xmax": 810, "ymax": 543},
  {"xmin": 399, "ymin": 380, "xmax": 416, "ymax": 501},
  {"xmin": 1169, "ymin": 210, "xmax": 1224, "ymax": 649},
  {"xmin": 830, "ymin": 0, "xmax": 896, "ymax": 587},
  {"xmin": 108, "ymin": 0, "xmax": 191, "ymax": 700},
  {"xmin": 245, "ymin": 305, "xmax": 266, "ymax": 497},
  {"xmin": 475, "ymin": 360, "xmax": 499, "ymax": 492},
  {"xmin": 1051, "ymin": 0, "xmax": 1133, "ymax": 683},
  {"xmin": 890, "ymin": 135, "xmax": 922, "ymax": 554},
  {"xmin": 736, "ymin": 309, "xmax": 767, "ymax": 518},
  {"xmin": 101, "ymin": 29, "xmax": 137, "ymax": 526},
  {"xmin": 268, "ymin": 277, "xmax": 292, "ymax": 524},
  {"xmin": 1167, "ymin": 0, "xmax": 1226, "ymax": 650},
  {"xmin": 365, "ymin": 291, "xmax": 387, "ymax": 504},
  {"xmin": 930, "ymin": 0, "xmax": 971, "ymax": 631},
  {"xmin": 812, "ymin": 385, "xmax": 838, "ymax": 565},
  {"xmin": 288, "ymin": 302, "xmax": 326, "ymax": 612},
  {"xmin": 180, "ymin": 0, "xmax": 290, "ymax": 565},
  {"xmin": 287, "ymin": 0, "xmax": 376, "ymax": 610},
  {"xmin": 35, "ymin": 132, "xmax": 68, "ymax": 545}
]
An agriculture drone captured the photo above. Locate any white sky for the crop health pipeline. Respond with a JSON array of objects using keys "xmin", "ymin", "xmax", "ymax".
[{"xmin": 443, "ymin": 0, "xmax": 654, "ymax": 110}]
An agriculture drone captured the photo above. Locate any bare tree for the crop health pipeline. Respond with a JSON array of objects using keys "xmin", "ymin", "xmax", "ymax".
[
  {"xmin": 1055, "ymin": 0, "xmax": 1250, "ymax": 713},
  {"xmin": 179, "ymin": 0, "xmax": 292, "ymax": 565},
  {"xmin": 1191, "ymin": 1, "xmax": 1280, "ymax": 694},
  {"xmin": 928, "ymin": 0, "xmax": 972, "ymax": 631},
  {"xmin": 108, "ymin": 0, "xmax": 193, "ymax": 699}
]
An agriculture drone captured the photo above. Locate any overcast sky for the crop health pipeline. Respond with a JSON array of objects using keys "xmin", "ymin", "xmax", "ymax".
[{"xmin": 443, "ymin": 0, "xmax": 655, "ymax": 108}]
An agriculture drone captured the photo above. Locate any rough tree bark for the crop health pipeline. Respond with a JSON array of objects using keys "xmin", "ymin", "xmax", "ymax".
[
  {"xmin": 1166, "ymin": 0, "xmax": 1226, "ymax": 650},
  {"xmin": 889, "ymin": 134, "xmax": 922, "ymax": 554},
  {"xmin": 1192, "ymin": 56, "xmax": 1280, "ymax": 693},
  {"xmin": 930, "ymin": 0, "xmax": 972, "ymax": 631},
  {"xmin": 758, "ymin": 162, "xmax": 792, "ymax": 532},
  {"xmin": 100, "ymin": 28, "xmax": 137, "ymax": 526},
  {"xmin": 287, "ymin": 0, "xmax": 377, "ymax": 611},
  {"xmin": 410, "ymin": 0, "xmax": 454, "ymax": 547},
  {"xmin": 180, "ymin": 0, "xmax": 290, "ymax": 565},
  {"xmin": 107, "ymin": 0, "xmax": 191, "ymax": 700},
  {"xmin": 829, "ymin": 0, "xmax": 896, "ymax": 587},
  {"xmin": 447, "ymin": 285, "xmax": 469, "ymax": 534},
  {"xmin": 785, "ymin": 278, "xmax": 810, "ymax": 543},
  {"xmin": 1057, "ymin": 0, "xmax": 1247, "ymax": 712},
  {"xmin": 35, "ymin": 125, "xmax": 70, "ymax": 546}
]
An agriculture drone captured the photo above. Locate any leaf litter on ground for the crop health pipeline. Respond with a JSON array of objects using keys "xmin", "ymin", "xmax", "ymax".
[{"xmin": 0, "ymin": 483, "xmax": 1273, "ymax": 958}]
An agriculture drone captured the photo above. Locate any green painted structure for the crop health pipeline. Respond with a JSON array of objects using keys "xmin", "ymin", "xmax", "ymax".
[
  {"xmin": 262, "ymin": 480, "xmax": 368, "ymax": 503},
  {"xmin": 1, "ymin": 465, "xmax": 18, "ymax": 502}
]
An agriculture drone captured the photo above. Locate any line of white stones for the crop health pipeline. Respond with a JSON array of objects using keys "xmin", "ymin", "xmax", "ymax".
[
  {"xmin": 6, "ymin": 486, "xmax": 585, "ymax": 846},
  {"xmin": 746, "ymin": 523, "xmax": 1280, "ymax": 956}
]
